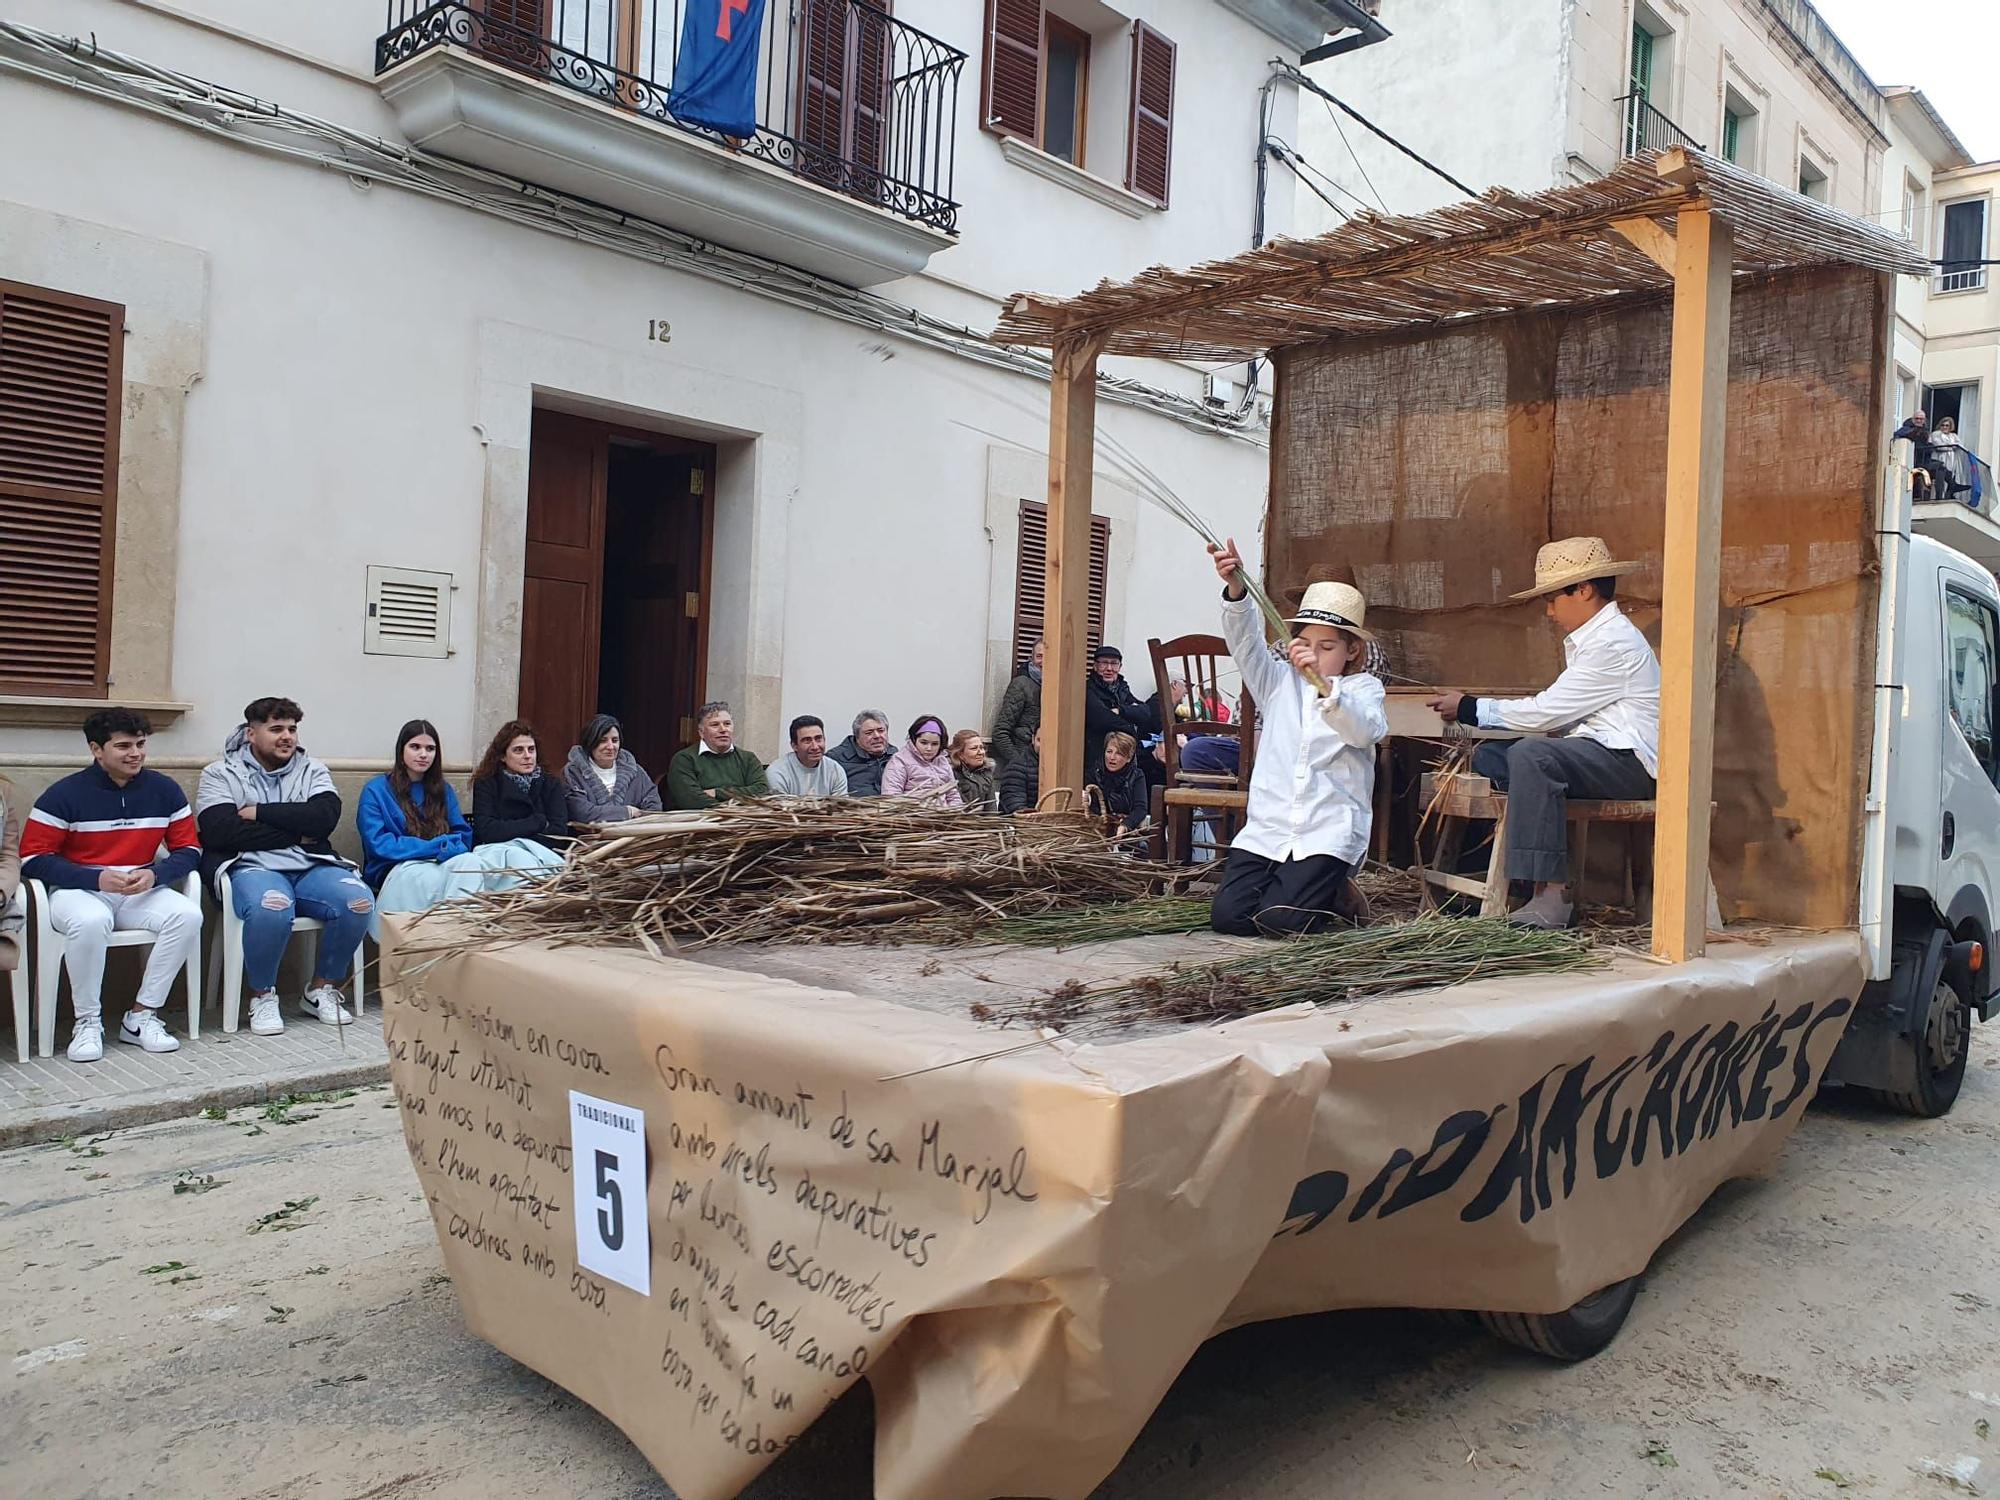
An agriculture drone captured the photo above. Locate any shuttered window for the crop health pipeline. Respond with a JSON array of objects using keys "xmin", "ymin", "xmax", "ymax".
[
  {"xmin": 0, "ymin": 280, "xmax": 122, "ymax": 697},
  {"xmin": 1124, "ymin": 21, "xmax": 1174, "ymax": 205},
  {"xmin": 982, "ymin": 0, "xmax": 1042, "ymax": 141},
  {"xmin": 799, "ymin": 0, "xmax": 891, "ymax": 182},
  {"xmin": 473, "ymin": 0, "xmax": 548, "ymax": 69},
  {"xmin": 1013, "ymin": 500, "xmax": 1108, "ymax": 672}
]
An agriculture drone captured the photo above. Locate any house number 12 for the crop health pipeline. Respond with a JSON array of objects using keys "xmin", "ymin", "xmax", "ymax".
[{"xmin": 648, "ymin": 319, "xmax": 672, "ymax": 343}]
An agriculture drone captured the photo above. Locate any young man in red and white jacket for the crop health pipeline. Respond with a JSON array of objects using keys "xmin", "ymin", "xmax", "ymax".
[{"xmin": 22, "ymin": 708, "xmax": 202, "ymax": 1062}]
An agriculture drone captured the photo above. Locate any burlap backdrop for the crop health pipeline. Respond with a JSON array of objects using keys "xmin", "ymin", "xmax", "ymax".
[{"xmin": 1270, "ymin": 266, "xmax": 1887, "ymax": 927}]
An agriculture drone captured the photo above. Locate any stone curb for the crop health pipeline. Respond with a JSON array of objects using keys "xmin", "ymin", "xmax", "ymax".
[{"xmin": 0, "ymin": 1058, "xmax": 392, "ymax": 1149}]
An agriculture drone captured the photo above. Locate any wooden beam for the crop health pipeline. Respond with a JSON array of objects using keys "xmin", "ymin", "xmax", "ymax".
[
  {"xmin": 1651, "ymin": 205, "xmax": 1734, "ymax": 962},
  {"xmin": 1039, "ymin": 331, "xmax": 1106, "ymax": 804},
  {"xmin": 1610, "ymin": 216, "xmax": 1677, "ymax": 272}
]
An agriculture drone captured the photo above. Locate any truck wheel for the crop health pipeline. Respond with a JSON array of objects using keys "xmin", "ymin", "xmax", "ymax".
[
  {"xmin": 1875, "ymin": 974, "xmax": 1969, "ymax": 1117},
  {"xmin": 1478, "ymin": 1276, "xmax": 1640, "ymax": 1362}
]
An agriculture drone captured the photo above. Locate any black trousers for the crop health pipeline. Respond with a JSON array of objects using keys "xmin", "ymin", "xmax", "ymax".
[
  {"xmin": 1472, "ymin": 737, "xmax": 1655, "ymax": 884},
  {"xmin": 1210, "ymin": 848, "xmax": 1353, "ymax": 937}
]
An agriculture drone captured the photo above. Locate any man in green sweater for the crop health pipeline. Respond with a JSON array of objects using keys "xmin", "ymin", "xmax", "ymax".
[{"xmin": 666, "ymin": 701, "xmax": 769, "ymax": 810}]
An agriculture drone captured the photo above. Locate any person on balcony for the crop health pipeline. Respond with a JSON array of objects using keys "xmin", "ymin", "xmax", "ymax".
[
  {"xmin": 1427, "ymin": 537, "xmax": 1659, "ymax": 932},
  {"xmin": 563, "ymin": 714, "xmax": 663, "ymax": 823},
  {"xmin": 1893, "ymin": 410, "xmax": 1948, "ymax": 500},
  {"xmin": 22, "ymin": 709, "xmax": 203, "ymax": 1061}
]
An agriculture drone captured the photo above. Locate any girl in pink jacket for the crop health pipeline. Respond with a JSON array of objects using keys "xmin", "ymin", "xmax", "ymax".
[{"xmin": 881, "ymin": 715, "xmax": 963, "ymax": 808}]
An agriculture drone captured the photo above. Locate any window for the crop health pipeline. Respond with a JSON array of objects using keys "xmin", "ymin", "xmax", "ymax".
[
  {"xmin": 1897, "ymin": 368, "xmax": 1918, "ymax": 424},
  {"xmin": 1041, "ymin": 16, "xmax": 1089, "ymax": 166},
  {"xmin": 983, "ymin": 2, "xmax": 1176, "ymax": 204},
  {"xmin": 1945, "ymin": 587, "xmax": 1999, "ymax": 786},
  {"xmin": 1629, "ymin": 24, "xmax": 1656, "ymax": 101},
  {"xmin": 1720, "ymin": 85, "xmax": 1757, "ymax": 168},
  {"xmin": 1014, "ymin": 500, "xmax": 1109, "ymax": 672},
  {"xmin": 0, "ymin": 279, "xmax": 122, "ymax": 697},
  {"xmin": 1924, "ymin": 382, "xmax": 1980, "ymax": 455},
  {"xmin": 1622, "ymin": 15, "xmax": 1673, "ymax": 155},
  {"xmin": 1798, "ymin": 154, "xmax": 1828, "ymax": 204},
  {"xmin": 1721, "ymin": 108, "xmax": 1741, "ymax": 163},
  {"xmin": 1903, "ymin": 174, "xmax": 1926, "ymax": 244},
  {"xmin": 1939, "ymin": 197, "xmax": 1989, "ymax": 293}
]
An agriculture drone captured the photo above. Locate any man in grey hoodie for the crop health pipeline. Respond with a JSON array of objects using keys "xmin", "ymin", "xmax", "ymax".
[{"xmin": 196, "ymin": 696, "xmax": 369, "ymax": 1036}]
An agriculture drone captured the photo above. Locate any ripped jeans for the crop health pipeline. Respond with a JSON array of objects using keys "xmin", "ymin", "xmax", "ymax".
[{"xmin": 228, "ymin": 863, "xmax": 373, "ymax": 993}]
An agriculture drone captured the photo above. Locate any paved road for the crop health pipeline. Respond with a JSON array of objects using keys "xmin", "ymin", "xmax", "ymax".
[{"xmin": 5, "ymin": 1031, "xmax": 1998, "ymax": 1499}]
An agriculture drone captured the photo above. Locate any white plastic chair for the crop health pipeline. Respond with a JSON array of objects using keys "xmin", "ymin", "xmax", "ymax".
[
  {"xmin": 27, "ymin": 873, "xmax": 205, "ymax": 1058},
  {"xmin": 207, "ymin": 867, "xmax": 367, "ymax": 1032},
  {"xmin": 7, "ymin": 886, "xmax": 27, "ymax": 1063}
]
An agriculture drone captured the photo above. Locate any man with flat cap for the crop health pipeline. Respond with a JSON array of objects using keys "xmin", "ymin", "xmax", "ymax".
[
  {"xmin": 1084, "ymin": 643, "xmax": 1153, "ymax": 773},
  {"xmin": 1427, "ymin": 536, "xmax": 1659, "ymax": 930}
]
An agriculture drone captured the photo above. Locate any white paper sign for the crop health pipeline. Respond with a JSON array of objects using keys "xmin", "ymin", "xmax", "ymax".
[{"xmin": 569, "ymin": 1090, "xmax": 650, "ymax": 1295}]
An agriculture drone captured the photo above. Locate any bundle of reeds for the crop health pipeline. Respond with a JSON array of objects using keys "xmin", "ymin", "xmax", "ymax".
[
  {"xmin": 995, "ymin": 916, "xmax": 1599, "ymax": 1030},
  {"xmin": 403, "ymin": 797, "xmax": 1172, "ymax": 952}
]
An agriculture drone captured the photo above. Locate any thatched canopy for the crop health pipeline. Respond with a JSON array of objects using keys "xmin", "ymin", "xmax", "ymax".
[{"xmin": 992, "ymin": 150, "xmax": 1929, "ymax": 363}]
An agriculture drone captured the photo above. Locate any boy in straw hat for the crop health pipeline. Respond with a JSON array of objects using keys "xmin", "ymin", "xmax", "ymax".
[
  {"xmin": 1427, "ymin": 536, "xmax": 1660, "ymax": 931},
  {"xmin": 1206, "ymin": 539, "xmax": 1387, "ymax": 936}
]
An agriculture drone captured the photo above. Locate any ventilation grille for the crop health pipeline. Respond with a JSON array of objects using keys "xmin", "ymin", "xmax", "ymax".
[{"xmin": 364, "ymin": 566, "xmax": 452, "ymax": 658}]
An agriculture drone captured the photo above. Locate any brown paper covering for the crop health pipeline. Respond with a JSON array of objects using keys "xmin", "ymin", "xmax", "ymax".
[{"xmin": 381, "ymin": 920, "xmax": 1865, "ymax": 1499}]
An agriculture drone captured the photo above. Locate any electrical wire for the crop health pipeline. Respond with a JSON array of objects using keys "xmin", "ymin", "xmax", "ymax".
[
  {"xmin": 1318, "ymin": 92, "xmax": 1387, "ymax": 212},
  {"xmin": 1270, "ymin": 58, "xmax": 1477, "ymax": 199},
  {"xmin": 0, "ymin": 20, "xmax": 1264, "ymax": 441},
  {"xmin": 1263, "ymin": 138, "xmax": 1351, "ymax": 221}
]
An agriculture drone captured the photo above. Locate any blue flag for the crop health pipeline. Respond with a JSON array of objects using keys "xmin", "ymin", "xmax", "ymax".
[{"xmin": 670, "ymin": 0, "xmax": 768, "ymax": 139}]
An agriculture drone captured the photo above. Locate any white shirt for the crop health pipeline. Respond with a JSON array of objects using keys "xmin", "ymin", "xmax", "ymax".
[
  {"xmin": 1222, "ymin": 594, "xmax": 1388, "ymax": 865},
  {"xmin": 591, "ymin": 761, "xmax": 618, "ymax": 792},
  {"xmin": 1475, "ymin": 601, "xmax": 1661, "ymax": 775}
]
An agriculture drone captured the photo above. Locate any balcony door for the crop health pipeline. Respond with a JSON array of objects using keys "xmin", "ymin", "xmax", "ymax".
[
  {"xmin": 520, "ymin": 410, "xmax": 715, "ymax": 782},
  {"xmin": 797, "ymin": 0, "xmax": 891, "ymax": 184}
]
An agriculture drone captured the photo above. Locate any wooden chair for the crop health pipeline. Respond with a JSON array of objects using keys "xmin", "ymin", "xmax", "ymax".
[
  {"xmin": 1147, "ymin": 634, "xmax": 1258, "ymax": 863},
  {"xmin": 1417, "ymin": 772, "xmax": 1661, "ymax": 918}
]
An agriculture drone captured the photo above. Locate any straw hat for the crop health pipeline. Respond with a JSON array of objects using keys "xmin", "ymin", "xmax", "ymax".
[
  {"xmin": 1509, "ymin": 536, "xmax": 1642, "ymax": 600},
  {"xmin": 1287, "ymin": 580, "xmax": 1374, "ymax": 641}
]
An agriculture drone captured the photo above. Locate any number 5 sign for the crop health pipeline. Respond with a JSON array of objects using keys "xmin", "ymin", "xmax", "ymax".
[{"xmin": 570, "ymin": 1090, "xmax": 650, "ymax": 1295}]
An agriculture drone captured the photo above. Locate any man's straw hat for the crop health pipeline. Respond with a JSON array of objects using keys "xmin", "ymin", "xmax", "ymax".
[
  {"xmin": 1510, "ymin": 536, "xmax": 1642, "ymax": 600},
  {"xmin": 1287, "ymin": 580, "xmax": 1374, "ymax": 641}
]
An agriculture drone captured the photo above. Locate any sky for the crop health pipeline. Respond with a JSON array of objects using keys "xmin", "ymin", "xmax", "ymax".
[{"xmin": 1807, "ymin": 0, "xmax": 2000, "ymax": 163}]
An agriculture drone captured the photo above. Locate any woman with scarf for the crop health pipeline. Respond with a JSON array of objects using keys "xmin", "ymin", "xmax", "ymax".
[
  {"xmin": 471, "ymin": 720, "xmax": 572, "ymax": 850},
  {"xmin": 949, "ymin": 729, "xmax": 1000, "ymax": 813},
  {"xmin": 361, "ymin": 719, "xmax": 562, "ymax": 928},
  {"xmin": 990, "ymin": 638, "xmax": 1043, "ymax": 766},
  {"xmin": 881, "ymin": 715, "xmax": 964, "ymax": 808}
]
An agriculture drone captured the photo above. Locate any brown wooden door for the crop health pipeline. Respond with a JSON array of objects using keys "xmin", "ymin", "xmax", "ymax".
[
  {"xmin": 520, "ymin": 409, "xmax": 608, "ymax": 754},
  {"xmin": 598, "ymin": 439, "xmax": 714, "ymax": 779}
]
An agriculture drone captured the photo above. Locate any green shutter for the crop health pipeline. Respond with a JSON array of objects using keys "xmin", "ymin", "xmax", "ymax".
[
  {"xmin": 1722, "ymin": 109, "xmax": 1740, "ymax": 163},
  {"xmin": 1629, "ymin": 26, "xmax": 1653, "ymax": 97}
]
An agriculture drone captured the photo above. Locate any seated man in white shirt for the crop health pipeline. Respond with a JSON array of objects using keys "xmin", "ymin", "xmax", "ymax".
[{"xmin": 1427, "ymin": 537, "xmax": 1660, "ymax": 931}]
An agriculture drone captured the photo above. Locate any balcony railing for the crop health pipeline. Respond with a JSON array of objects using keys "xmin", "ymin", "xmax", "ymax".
[
  {"xmin": 1922, "ymin": 444, "xmax": 1996, "ymax": 515},
  {"xmin": 1617, "ymin": 92, "xmax": 1704, "ymax": 158},
  {"xmin": 1937, "ymin": 264, "xmax": 1988, "ymax": 295},
  {"xmin": 376, "ymin": 0, "xmax": 965, "ymax": 234}
]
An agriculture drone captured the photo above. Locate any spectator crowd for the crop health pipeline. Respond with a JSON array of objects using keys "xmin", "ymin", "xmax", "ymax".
[{"xmin": 0, "ymin": 637, "xmax": 1227, "ymax": 1067}]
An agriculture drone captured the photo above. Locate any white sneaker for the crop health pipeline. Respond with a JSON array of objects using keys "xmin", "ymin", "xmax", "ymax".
[
  {"xmin": 118, "ymin": 1009, "xmax": 180, "ymax": 1054},
  {"xmin": 67, "ymin": 1018, "xmax": 105, "ymax": 1063},
  {"xmin": 248, "ymin": 992, "xmax": 285, "ymax": 1036},
  {"xmin": 302, "ymin": 983, "xmax": 354, "ymax": 1027}
]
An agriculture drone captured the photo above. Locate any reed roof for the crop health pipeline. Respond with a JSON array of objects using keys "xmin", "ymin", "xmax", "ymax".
[{"xmin": 992, "ymin": 149, "xmax": 1930, "ymax": 363}]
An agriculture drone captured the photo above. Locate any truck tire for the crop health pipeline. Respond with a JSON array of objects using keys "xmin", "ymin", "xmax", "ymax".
[
  {"xmin": 1874, "ymin": 972, "xmax": 1969, "ymax": 1117},
  {"xmin": 1477, "ymin": 1276, "xmax": 1640, "ymax": 1362}
]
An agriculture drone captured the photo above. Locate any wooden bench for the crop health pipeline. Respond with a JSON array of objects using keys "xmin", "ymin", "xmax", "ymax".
[{"xmin": 1418, "ymin": 772, "xmax": 1663, "ymax": 918}]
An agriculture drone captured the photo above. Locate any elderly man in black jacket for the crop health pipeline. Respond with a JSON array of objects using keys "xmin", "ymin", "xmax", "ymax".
[
  {"xmin": 1084, "ymin": 646, "xmax": 1155, "ymax": 772},
  {"xmin": 828, "ymin": 709, "xmax": 895, "ymax": 797}
]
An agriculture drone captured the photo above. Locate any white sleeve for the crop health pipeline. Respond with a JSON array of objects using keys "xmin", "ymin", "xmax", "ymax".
[
  {"xmin": 1318, "ymin": 672, "xmax": 1388, "ymax": 748},
  {"xmin": 1475, "ymin": 651, "xmax": 1633, "ymax": 734},
  {"xmin": 1221, "ymin": 593, "xmax": 1289, "ymax": 706}
]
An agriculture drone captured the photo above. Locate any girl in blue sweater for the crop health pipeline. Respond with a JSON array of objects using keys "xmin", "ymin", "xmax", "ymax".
[{"xmin": 358, "ymin": 720, "xmax": 558, "ymax": 929}]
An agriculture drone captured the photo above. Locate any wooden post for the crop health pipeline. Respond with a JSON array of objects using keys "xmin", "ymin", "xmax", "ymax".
[
  {"xmin": 1651, "ymin": 201, "xmax": 1733, "ymax": 961},
  {"xmin": 1039, "ymin": 332, "xmax": 1105, "ymax": 803}
]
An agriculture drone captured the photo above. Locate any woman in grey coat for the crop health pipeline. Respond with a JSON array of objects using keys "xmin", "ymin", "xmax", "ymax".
[
  {"xmin": 564, "ymin": 715, "xmax": 664, "ymax": 824},
  {"xmin": 990, "ymin": 638, "xmax": 1043, "ymax": 766}
]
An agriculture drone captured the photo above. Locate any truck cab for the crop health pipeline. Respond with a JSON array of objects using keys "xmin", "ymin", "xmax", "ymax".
[{"xmin": 1827, "ymin": 533, "xmax": 2000, "ymax": 1112}]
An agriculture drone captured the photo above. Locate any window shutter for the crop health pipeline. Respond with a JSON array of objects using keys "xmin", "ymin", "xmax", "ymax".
[
  {"xmin": 365, "ymin": 566, "xmax": 454, "ymax": 659},
  {"xmin": 983, "ymin": 0, "xmax": 1043, "ymax": 142},
  {"xmin": 1014, "ymin": 501, "xmax": 1108, "ymax": 670},
  {"xmin": 1125, "ymin": 21, "xmax": 1174, "ymax": 206},
  {"xmin": 850, "ymin": 2, "xmax": 891, "ymax": 179},
  {"xmin": 798, "ymin": 0, "xmax": 850, "ymax": 177},
  {"xmin": 0, "ymin": 280, "xmax": 122, "ymax": 697},
  {"xmin": 473, "ymin": 0, "xmax": 548, "ymax": 70}
]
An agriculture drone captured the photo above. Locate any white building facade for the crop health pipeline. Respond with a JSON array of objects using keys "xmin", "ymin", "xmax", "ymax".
[
  {"xmin": 1291, "ymin": 0, "xmax": 1886, "ymax": 223},
  {"xmin": 0, "ymin": 0, "xmax": 1377, "ymax": 786}
]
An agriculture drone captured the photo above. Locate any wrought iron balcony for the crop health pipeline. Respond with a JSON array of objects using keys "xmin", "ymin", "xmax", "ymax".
[
  {"xmin": 376, "ymin": 0, "xmax": 965, "ymax": 236},
  {"xmin": 1617, "ymin": 93, "xmax": 1703, "ymax": 158}
]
